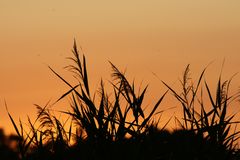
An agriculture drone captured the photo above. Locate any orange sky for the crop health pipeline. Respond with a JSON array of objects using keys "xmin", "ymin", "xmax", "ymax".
[{"xmin": 1, "ymin": 0, "xmax": 240, "ymax": 134}]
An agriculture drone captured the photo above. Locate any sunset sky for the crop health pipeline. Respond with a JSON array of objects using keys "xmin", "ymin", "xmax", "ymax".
[{"xmin": 1, "ymin": 0, "xmax": 240, "ymax": 134}]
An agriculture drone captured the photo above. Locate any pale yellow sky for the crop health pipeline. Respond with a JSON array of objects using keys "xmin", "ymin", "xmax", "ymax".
[{"xmin": 1, "ymin": 0, "xmax": 240, "ymax": 133}]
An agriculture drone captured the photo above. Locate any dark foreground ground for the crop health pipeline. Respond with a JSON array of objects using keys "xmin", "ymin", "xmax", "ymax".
[{"xmin": 1, "ymin": 128, "xmax": 240, "ymax": 160}]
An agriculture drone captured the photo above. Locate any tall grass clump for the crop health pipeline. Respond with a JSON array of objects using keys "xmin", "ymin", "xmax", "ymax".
[
  {"xmin": 5, "ymin": 40, "xmax": 240, "ymax": 160},
  {"xmin": 162, "ymin": 64, "xmax": 240, "ymax": 159},
  {"xmin": 6, "ymin": 41, "xmax": 167, "ymax": 160},
  {"xmin": 48, "ymin": 40, "xmax": 168, "ymax": 159}
]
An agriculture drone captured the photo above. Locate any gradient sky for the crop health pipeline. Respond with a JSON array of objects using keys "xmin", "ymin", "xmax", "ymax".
[{"xmin": 1, "ymin": 0, "xmax": 240, "ymax": 133}]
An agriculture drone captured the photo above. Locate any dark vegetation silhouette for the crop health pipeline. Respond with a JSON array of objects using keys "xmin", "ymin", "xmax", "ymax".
[
  {"xmin": 3, "ymin": 41, "xmax": 240, "ymax": 160},
  {"xmin": 0, "ymin": 128, "xmax": 19, "ymax": 159}
]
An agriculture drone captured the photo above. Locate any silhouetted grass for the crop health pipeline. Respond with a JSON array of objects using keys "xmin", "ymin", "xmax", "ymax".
[
  {"xmin": 4, "ymin": 40, "xmax": 240, "ymax": 160},
  {"xmin": 162, "ymin": 65, "xmax": 240, "ymax": 159}
]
